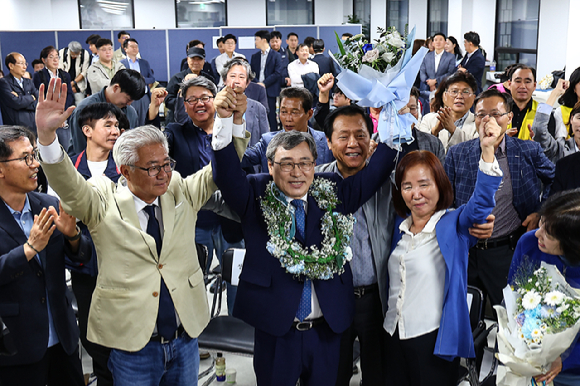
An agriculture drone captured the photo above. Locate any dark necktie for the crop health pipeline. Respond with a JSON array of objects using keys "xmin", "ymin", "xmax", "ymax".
[
  {"xmin": 291, "ymin": 199, "xmax": 311, "ymax": 321},
  {"xmin": 144, "ymin": 205, "xmax": 177, "ymax": 340}
]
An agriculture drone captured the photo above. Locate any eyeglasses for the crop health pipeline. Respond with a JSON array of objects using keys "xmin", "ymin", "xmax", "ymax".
[
  {"xmin": 279, "ymin": 110, "xmax": 305, "ymax": 118},
  {"xmin": 0, "ymin": 151, "xmax": 38, "ymax": 166},
  {"xmin": 129, "ymin": 159, "xmax": 176, "ymax": 177},
  {"xmin": 445, "ymin": 89, "xmax": 474, "ymax": 98},
  {"xmin": 474, "ymin": 112, "xmax": 509, "ymax": 120},
  {"xmin": 273, "ymin": 161, "xmax": 314, "ymax": 172},
  {"xmin": 15, "ymin": 61, "xmax": 28, "ymax": 67},
  {"xmin": 185, "ymin": 96, "xmax": 213, "ymax": 105},
  {"xmin": 332, "ymin": 93, "xmax": 345, "ymax": 98}
]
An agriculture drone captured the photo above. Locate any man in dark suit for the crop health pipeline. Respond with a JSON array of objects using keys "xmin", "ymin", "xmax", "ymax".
[
  {"xmin": 311, "ymin": 39, "xmax": 338, "ymax": 78},
  {"xmin": 419, "ymin": 32, "xmax": 456, "ymax": 92},
  {"xmin": 251, "ymin": 30, "xmax": 283, "ymax": 131},
  {"xmin": 458, "ymin": 31, "xmax": 485, "ymax": 93},
  {"xmin": 0, "ymin": 53, "xmax": 38, "ymax": 132},
  {"xmin": 120, "ymin": 38, "xmax": 156, "ymax": 126},
  {"xmin": 270, "ymin": 31, "xmax": 290, "ymax": 88},
  {"xmin": 0, "ymin": 126, "xmax": 92, "ymax": 386},
  {"xmin": 210, "ymin": 96, "xmax": 400, "ymax": 384},
  {"xmin": 553, "ymin": 152, "xmax": 580, "ymax": 194},
  {"xmin": 445, "ymin": 89, "xmax": 554, "ymax": 309}
]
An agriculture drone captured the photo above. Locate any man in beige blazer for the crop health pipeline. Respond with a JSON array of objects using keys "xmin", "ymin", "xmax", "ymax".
[{"xmin": 35, "ymin": 78, "xmax": 248, "ymax": 385}]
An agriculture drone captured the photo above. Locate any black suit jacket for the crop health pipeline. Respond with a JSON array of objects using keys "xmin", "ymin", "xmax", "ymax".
[
  {"xmin": 33, "ymin": 68, "xmax": 75, "ymax": 110},
  {"xmin": 311, "ymin": 53, "xmax": 338, "ymax": 77},
  {"xmin": 553, "ymin": 152, "xmax": 580, "ymax": 194},
  {"xmin": 459, "ymin": 49, "xmax": 485, "ymax": 93},
  {"xmin": 0, "ymin": 74, "xmax": 38, "ymax": 132},
  {"xmin": 250, "ymin": 49, "xmax": 283, "ymax": 98},
  {"xmin": 0, "ymin": 192, "xmax": 91, "ymax": 366}
]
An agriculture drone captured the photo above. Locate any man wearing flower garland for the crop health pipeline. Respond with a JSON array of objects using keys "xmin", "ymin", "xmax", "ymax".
[{"xmin": 211, "ymin": 95, "xmax": 400, "ymax": 385}]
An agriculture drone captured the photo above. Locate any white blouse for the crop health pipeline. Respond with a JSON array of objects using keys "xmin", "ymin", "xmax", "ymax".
[{"xmin": 384, "ymin": 210, "xmax": 447, "ymax": 339}]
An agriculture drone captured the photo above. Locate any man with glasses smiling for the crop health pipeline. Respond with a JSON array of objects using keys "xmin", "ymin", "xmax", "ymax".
[
  {"xmin": 36, "ymin": 78, "xmax": 249, "ymax": 386},
  {"xmin": 0, "ymin": 125, "xmax": 92, "ymax": 386},
  {"xmin": 445, "ymin": 88, "xmax": 554, "ymax": 312},
  {"xmin": 0, "ymin": 53, "xmax": 39, "ymax": 132}
]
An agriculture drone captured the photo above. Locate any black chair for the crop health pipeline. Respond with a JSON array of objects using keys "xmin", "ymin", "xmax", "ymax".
[
  {"xmin": 457, "ymin": 286, "xmax": 498, "ymax": 386},
  {"xmin": 197, "ymin": 248, "xmax": 255, "ymax": 385}
]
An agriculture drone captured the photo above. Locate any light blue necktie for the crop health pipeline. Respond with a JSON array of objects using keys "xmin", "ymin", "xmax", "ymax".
[{"xmin": 291, "ymin": 199, "xmax": 311, "ymax": 322}]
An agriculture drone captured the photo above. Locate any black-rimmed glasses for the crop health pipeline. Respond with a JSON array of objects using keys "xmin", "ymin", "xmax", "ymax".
[
  {"xmin": 129, "ymin": 159, "xmax": 177, "ymax": 177},
  {"xmin": 0, "ymin": 151, "xmax": 39, "ymax": 166}
]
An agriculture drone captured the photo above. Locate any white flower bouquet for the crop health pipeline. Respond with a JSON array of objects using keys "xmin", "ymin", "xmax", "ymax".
[
  {"xmin": 330, "ymin": 26, "xmax": 428, "ymax": 148},
  {"xmin": 495, "ymin": 261, "xmax": 580, "ymax": 386}
]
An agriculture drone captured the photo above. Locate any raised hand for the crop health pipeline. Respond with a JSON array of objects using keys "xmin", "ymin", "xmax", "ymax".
[
  {"xmin": 317, "ymin": 73, "xmax": 335, "ymax": 104},
  {"xmin": 151, "ymin": 87, "xmax": 168, "ymax": 107},
  {"xmin": 214, "ymin": 86, "xmax": 238, "ymax": 119},
  {"xmin": 479, "ymin": 115, "xmax": 501, "ymax": 162},
  {"xmin": 25, "ymin": 208, "xmax": 56, "ymax": 260},
  {"xmin": 35, "ymin": 78, "xmax": 75, "ymax": 146},
  {"xmin": 48, "ymin": 203, "xmax": 78, "ymax": 239},
  {"xmin": 232, "ymin": 87, "xmax": 247, "ymax": 124}
]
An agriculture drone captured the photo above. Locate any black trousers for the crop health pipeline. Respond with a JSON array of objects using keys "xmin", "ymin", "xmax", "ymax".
[
  {"xmin": 385, "ymin": 328, "xmax": 459, "ymax": 386},
  {"xmin": 254, "ymin": 321, "xmax": 341, "ymax": 386},
  {"xmin": 468, "ymin": 244, "xmax": 515, "ymax": 309},
  {"xmin": 70, "ymin": 271, "xmax": 113, "ymax": 386},
  {"xmin": 336, "ymin": 287, "xmax": 387, "ymax": 386},
  {"xmin": 0, "ymin": 344, "xmax": 84, "ymax": 386},
  {"xmin": 267, "ymin": 96, "xmax": 277, "ymax": 132}
]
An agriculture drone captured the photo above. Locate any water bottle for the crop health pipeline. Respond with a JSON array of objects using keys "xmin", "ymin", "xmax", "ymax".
[
  {"xmin": 216, "ymin": 352, "xmax": 226, "ymax": 382},
  {"xmin": 490, "ymin": 60, "xmax": 496, "ymax": 72}
]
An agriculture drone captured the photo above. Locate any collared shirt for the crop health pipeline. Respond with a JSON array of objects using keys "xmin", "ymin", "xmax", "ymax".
[
  {"xmin": 491, "ymin": 137, "xmax": 522, "ymax": 238},
  {"xmin": 463, "ymin": 48, "xmax": 478, "ymax": 65},
  {"xmin": 434, "ymin": 49, "xmax": 444, "ymax": 72},
  {"xmin": 287, "ymin": 59, "xmax": 319, "ymax": 88},
  {"xmin": 284, "ymin": 193, "xmax": 323, "ymax": 321},
  {"xmin": 384, "ymin": 210, "xmax": 447, "ymax": 339},
  {"xmin": 335, "ymin": 168, "xmax": 376, "ymax": 287},
  {"xmin": 4, "ymin": 196, "xmax": 60, "ymax": 348},
  {"xmin": 259, "ymin": 48, "xmax": 270, "ymax": 83},
  {"xmin": 511, "ymin": 98, "xmax": 534, "ymax": 132},
  {"xmin": 47, "ymin": 68, "xmax": 57, "ymax": 79},
  {"xmin": 126, "ymin": 57, "xmax": 141, "ymax": 73},
  {"xmin": 14, "ymin": 76, "xmax": 24, "ymax": 89},
  {"xmin": 192, "ymin": 124, "xmax": 213, "ymax": 167},
  {"xmin": 454, "ymin": 111, "xmax": 470, "ymax": 130}
]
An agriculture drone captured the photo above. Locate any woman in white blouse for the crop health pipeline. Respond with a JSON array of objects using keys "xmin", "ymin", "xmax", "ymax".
[{"xmin": 384, "ymin": 116, "xmax": 503, "ymax": 385}]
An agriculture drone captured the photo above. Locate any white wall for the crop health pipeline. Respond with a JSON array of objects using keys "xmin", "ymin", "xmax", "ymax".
[
  {"xmin": 315, "ymin": 0, "xmax": 346, "ymax": 25},
  {"xmin": 408, "ymin": 0, "xmax": 428, "ymax": 40},
  {"xmin": 537, "ymin": 0, "xmax": 568, "ymax": 78},
  {"xmin": 370, "ymin": 0, "xmax": 387, "ymax": 40},
  {"xmin": 135, "ymin": 0, "xmax": 176, "ymax": 29},
  {"xmin": 565, "ymin": 0, "xmax": 580, "ymax": 80},
  {"xmin": 227, "ymin": 0, "xmax": 266, "ymax": 26}
]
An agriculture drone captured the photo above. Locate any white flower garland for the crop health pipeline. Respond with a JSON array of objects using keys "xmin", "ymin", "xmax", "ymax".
[{"xmin": 260, "ymin": 178, "xmax": 356, "ymax": 280}]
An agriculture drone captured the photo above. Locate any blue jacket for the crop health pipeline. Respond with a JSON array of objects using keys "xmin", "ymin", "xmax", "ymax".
[
  {"xmin": 391, "ymin": 170, "xmax": 502, "ymax": 360},
  {"xmin": 120, "ymin": 57, "xmax": 155, "ymax": 85},
  {"xmin": 65, "ymin": 151, "xmax": 121, "ymax": 277},
  {"xmin": 250, "ymin": 49, "xmax": 283, "ymax": 98},
  {"xmin": 311, "ymin": 53, "xmax": 338, "ymax": 78},
  {"xmin": 445, "ymin": 135, "xmax": 554, "ymax": 220},
  {"xmin": 0, "ymin": 192, "xmax": 92, "ymax": 366},
  {"xmin": 508, "ymin": 231, "xmax": 580, "ymax": 375},
  {"xmin": 242, "ymin": 128, "xmax": 335, "ymax": 173},
  {"xmin": 459, "ymin": 49, "xmax": 485, "ymax": 93},
  {"xmin": 419, "ymin": 50, "xmax": 456, "ymax": 91},
  {"xmin": 0, "ymin": 74, "xmax": 38, "ymax": 132},
  {"xmin": 213, "ymin": 141, "xmax": 399, "ymax": 336}
]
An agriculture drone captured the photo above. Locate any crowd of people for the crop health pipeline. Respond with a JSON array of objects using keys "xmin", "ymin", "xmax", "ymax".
[{"xmin": 0, "ymin": 26, "xmax": 579, "ymax": 386}]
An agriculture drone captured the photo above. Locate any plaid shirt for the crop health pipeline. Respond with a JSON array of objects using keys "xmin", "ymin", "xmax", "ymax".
[{"xmin": 444, "ymin": 135, "xmax": 555, "ymax": 220}]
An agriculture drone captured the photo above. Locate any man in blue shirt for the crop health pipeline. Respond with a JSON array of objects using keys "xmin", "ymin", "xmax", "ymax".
[{"xmin": 0, "ymin": 126, "xmax": 91, "ymax": 386}]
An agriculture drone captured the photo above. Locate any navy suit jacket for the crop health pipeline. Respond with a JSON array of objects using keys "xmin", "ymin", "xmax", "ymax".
[
  {"xmin": 311, "ymin": 53, "xmax": 338, "ymax": 77},
  {"xmin": 419, "ymin": 50, "xmax": 456, "ymax": 90},
  {"xmin": 120, "ymin": 58, "xmax": 155, "ymax": 85},
  {"xmin": 33, "ymin": 68, "xmax": 74, "ymax": 110},
  {"xmin": 213, "ymin": 141, "xmax": 399, "ymax": 336},
  {"xmin": 245, "ymin": 82, "xmax": 269, "ymax": 113},
  {"xmin": 242, "ymin": 128, "xmax": 335, "ymax": 173},
  {"xmin": 274, "ymin": 47, "xmax": 290, "ymax": 85},
  {"xmin": 0, "ymin": 192, "xmax": 91, "ymax": 366},
  {"xmin": 553, "ymin": 152, "xmax": 580, "ymax": 194},
  {"xmin": 459, "ymin": 49, "xmax": 485, "ymax": 93},
  {"xmin": 445, "ymin": 135, "xmax": 555, "ymax": 220},
  {"xmin": 250, "ymin": 49, "xmax": 283, "ymax": 98},
  {"xmin": 0, "ymin": 74, "xmax": 38, "ymax": 132}
]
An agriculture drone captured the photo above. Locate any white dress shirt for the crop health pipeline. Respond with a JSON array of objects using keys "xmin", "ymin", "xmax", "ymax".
[
  {"xmin": 287, "ymin": 59, "xmax": 319, "ymax": 88},
  {"xmin": 433, "ymin": 49, "xmax": 444, "ymax": 73}
]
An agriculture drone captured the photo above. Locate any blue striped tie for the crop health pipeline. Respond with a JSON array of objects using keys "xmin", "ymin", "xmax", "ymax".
[{"xmin": 291, "ymin": 199, "xmax": 311, "ymax": 322}]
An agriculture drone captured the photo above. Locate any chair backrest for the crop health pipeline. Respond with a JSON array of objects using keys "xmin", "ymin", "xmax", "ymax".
[
  {"xmin": 467, "ymin": 285, "xmax": 484, "ymax": 332},
  {"xmin": 196, "ymin": 243, "xmax": 209, "ymax": 273},
  {"xmin": 221, "ymin": 248, "xmax": 246, "ymax": 285}
]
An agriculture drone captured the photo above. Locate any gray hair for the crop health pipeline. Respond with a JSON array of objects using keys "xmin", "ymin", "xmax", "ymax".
[
  {"xmin": 220, "ymin": 58, "xmax": 255, "ymax": 83},
  {"xmin": 265, "ymin": 131, "xmax": 317, "ymax": 163},
  {"xmin": 68, "ymin": 41, "xmax": 83, "ymax": 53},
  {"xmin": 179, "ymin": 76, "xmax": 217, "ymax": 98},
  {"xmin": 113, "ymin": 125, "xmax": 168, "ymax": 168}
]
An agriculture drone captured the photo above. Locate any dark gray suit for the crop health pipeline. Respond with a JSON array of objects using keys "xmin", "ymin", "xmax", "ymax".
[{"xmin": 419, "ymin": 50, "xmax": 456, "ymax": 91}]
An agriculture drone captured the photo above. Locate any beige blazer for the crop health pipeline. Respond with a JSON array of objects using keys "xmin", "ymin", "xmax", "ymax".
[
  {"xmin": 41, "ymin": 136, "xmax": 248, "ymax": 352},
  {"xmin": 418, "ymin": 111, "xmax": 478, "ymax": 153}
]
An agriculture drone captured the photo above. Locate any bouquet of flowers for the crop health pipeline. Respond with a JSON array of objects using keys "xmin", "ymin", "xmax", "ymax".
[
  {"xmin": 495, "ymin": 261, "xmax": 580, "ymax": 386},
  {"xmin": 330, "ymin": 26, "xmax": 428, "ymax": 148}
]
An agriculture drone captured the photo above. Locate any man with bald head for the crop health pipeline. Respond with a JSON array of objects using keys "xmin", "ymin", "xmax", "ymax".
[{"xmin": 0, "ymin": 53, "xmax": 39, "ymax": 131}]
